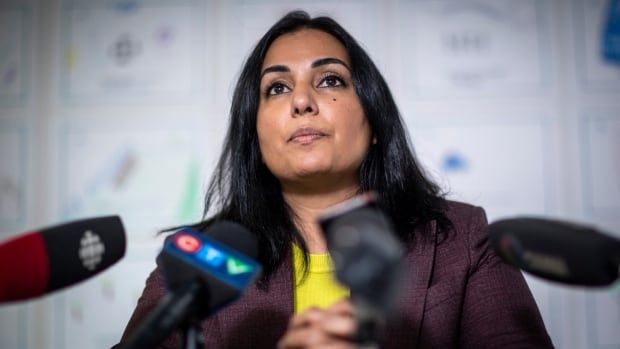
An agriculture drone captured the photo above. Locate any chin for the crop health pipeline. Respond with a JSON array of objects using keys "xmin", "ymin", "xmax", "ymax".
[
  {"xmin": 294, "ymin": 165, "xmax": 331, "ymax": 178},
  {"xmin": 291, "ymin": 154, "xmax": 327, "ymax": 171}
]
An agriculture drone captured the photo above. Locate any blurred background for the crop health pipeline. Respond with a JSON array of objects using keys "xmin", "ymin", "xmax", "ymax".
[{"xmin": 0, "ymin": 0, "xmax": 619, "ymax": 348}]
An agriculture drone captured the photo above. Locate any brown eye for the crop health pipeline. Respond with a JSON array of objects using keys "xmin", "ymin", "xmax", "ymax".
[
  {"xmin": 267, "ymin": 83, "xmax": 290, "ymax": 96},
  {"xmin": 318, "ymin": 75, "xmax": 345, "ymax": 88}
]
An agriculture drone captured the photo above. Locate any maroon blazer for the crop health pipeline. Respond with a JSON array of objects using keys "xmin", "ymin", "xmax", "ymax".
[{"xmin": 115, "ymin": 201, "xmax": 553, "ymax": 348}]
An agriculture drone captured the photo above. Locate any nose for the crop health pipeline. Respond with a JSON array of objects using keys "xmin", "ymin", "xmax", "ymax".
[{"xmin": 290, "ymin": 85, "xmax": 318, "ymax": 118}]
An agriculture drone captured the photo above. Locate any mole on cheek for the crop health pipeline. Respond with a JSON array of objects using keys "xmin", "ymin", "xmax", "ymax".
[{"xmin": 332, "ymin": 98, "xmax": 337, "ymax": 101}]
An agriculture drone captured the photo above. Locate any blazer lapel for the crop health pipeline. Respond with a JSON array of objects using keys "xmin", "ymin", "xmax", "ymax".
[{"xmin": 381, "ymin": 220, "xmax": 437, "ymax": 348}]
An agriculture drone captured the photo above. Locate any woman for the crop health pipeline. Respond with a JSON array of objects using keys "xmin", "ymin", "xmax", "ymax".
[{"xmin": 116, "ymin": 11, "xmax": 553, "ymax": 349}]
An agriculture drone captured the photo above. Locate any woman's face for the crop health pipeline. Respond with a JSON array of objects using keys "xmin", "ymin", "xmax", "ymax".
[{"xmin": 256, "ymin": 29, "xmax": 372, "ymax": 187}]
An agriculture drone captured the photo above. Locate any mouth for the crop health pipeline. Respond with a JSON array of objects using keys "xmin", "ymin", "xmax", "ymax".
[{"xmin": 288, "ymin": 127, "xmax": 327, "ymax": 145}]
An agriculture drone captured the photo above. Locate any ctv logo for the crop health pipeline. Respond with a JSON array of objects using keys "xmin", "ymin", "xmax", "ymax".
[
  {"xmin": 198, "ymin": 244, "xmax": 254, "ymax": 275},
  {"xmin": 174, "ymin": 231, "xmax": 255, "ymax": 276}
]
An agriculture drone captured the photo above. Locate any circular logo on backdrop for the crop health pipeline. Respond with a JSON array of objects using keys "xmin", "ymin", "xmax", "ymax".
[
  {"xmin": 174, "ymin": 233, "xmax": 202, "ymax": 253},
  {"xmin": 79, "ymin": 230, "xmax": 105, "ymax": 271}
]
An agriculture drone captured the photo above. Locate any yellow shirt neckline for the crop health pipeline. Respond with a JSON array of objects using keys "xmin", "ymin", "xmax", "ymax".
[{"xmin": 292, "ymin": 243, "xmax": 334, "ymax": 273}]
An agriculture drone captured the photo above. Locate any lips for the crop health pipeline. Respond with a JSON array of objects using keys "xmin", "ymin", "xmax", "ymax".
[{"xmin": 288, "ymin": 127, "xmax": 327, "ymax": 144}]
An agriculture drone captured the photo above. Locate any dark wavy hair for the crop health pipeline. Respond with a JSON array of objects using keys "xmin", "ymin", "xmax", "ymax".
[{"xmin": 196, "ymin": 10, "xmax": 452, "ymax": 281}]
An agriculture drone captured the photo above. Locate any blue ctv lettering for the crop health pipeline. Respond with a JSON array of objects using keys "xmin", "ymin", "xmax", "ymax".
[{"xmin": 198, "ymin": 244, "xmax": 226, "ymax": 268}]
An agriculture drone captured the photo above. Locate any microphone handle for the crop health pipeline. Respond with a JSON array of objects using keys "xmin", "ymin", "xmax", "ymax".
[
  {"xmin": 123, "ymin": 280, "xmax": 207, "ymax": 349},
  {"xmin": 356, "ymin": 319, "xmax": 380, "ymax": 349},
  {"xmin": 352, "ymin": 297, "xmax": 383, "ymax": 349}
]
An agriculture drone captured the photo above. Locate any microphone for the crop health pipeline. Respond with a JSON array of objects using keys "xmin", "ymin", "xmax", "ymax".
[
  {"xmin": 0, "ymin": 216, "xmax": 126, "ymax": 303},
  {"xmin": 123, "ymin": 221, "xmax": 262, "ymax": 349},
  {"xmin": 318, "ymin": 194, "xmax": 405, "ymax": 347},
  {"xmin": 488, "ymin": 217, "xmax": 620, "ymax": 287}
]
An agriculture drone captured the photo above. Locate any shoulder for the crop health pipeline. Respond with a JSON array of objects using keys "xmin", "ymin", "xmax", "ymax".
[
  {"xmin": 432, "ymin": 200, "xmax": 507, "ymax": 282},
  {"xmin": 427, "ymin": 200, "xmax": 493, "ymax": 273},
  {"xmin": 405, "ymin": 200, "xmax": 490, "ymax": 282},
  {"xmin": 407, "ymin": 199, "xmax": 487, "ymax": 251},
  {"xmin": 434, "ymin": 200, "xmax": 488, "ymax": 243},
  {"xmin": 442, "ymin": 200, "xmax": 486, "ymax": 225}
]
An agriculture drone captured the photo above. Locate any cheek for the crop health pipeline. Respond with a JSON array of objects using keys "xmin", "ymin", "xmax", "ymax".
[
  {"xmin": 256, "ymin": 118, "xmax": 267, "ymax": 150},
  {"xmin": 256, "ymin": 117, "xmax": 275, "ymax": 162},
  {"xmin": 256, "ymin": 111, "xmax": 287, "ymax": 168},
  {"xmin": 333, "ymin": 102, "xmax": 369, "ymax": 139},
  {"xmin": 331, "ymin": 107, "xmax": 371, "ymax": 161},
  {"xmin": 257, "ymin": 108, "xmax": 279, "ymax": 145},
  {"xmin": 257, "ymin": 99, "xmax": 289, "ymax": 133}
]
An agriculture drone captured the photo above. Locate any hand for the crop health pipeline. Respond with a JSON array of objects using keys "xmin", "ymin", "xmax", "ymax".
[{"xmin": 277, "ymin": 299, "xmax": 357, "ymax": 349}]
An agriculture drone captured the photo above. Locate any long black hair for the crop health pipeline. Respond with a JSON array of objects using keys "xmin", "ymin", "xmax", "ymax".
[{"xmin": 197, "ymin": 10, "xmax": 452, "ymax": 281}]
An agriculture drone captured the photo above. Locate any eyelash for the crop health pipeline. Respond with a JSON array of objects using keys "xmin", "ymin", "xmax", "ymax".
[
  {"xmin": 264, "ymin": 73, "xmax": 347, "ymax": 97},
  {"xmin": 317, "ymin": 72, "xmax": 346, "ymax": 88},
  {"xmin": 265, "ymin": 81, "xmax": 290, "ymax": 96}
]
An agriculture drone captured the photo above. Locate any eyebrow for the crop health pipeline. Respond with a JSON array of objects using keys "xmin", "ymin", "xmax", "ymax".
[
  {"xmin": 260, "ymin": 57, "xmax": 351, "ymax": 80},
  {"xmin": 311, "ymin": 57, "xmax": 350, "ymax": 71}
]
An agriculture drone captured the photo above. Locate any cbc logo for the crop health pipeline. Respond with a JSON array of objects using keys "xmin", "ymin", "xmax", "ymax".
[
  {"xmin": 174, "ymin": 233, "xmax": 202, "ymax": 253},
  {"xmin": 79, "ymin": 230, "xmax": 105, "ymax": 271}
]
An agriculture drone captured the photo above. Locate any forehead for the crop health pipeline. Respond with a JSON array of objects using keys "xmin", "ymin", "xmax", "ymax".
[{"xmin": 262, "ymin": 29, "xmax": 350, "ymax": 69}]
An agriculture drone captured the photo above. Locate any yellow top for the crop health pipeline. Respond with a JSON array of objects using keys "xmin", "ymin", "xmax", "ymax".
[{"xmin": 292, "ymin": 244, "xmax": 350, "ymax": 314}]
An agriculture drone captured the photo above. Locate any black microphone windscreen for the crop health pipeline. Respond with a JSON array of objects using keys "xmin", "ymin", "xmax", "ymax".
[
  {"xmin": 204, "ymin": 220, "xmax": 259, "ymax": 259},
  {"xmin": 42, "ymin": 215, "xmax": 126, "ymax": 291},
  {"xmin": 318, "ymin": 197, "xmax": 404, "ymax": 311},
  {"xmin": 488, "ymin": 217, "xmax": 620, "ymax": 286}
]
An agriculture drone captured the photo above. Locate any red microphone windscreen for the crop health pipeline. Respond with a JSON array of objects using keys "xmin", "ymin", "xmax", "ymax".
[{"xmin": 0, "ymin": 232, "xmax": 50, "ymax": 302}]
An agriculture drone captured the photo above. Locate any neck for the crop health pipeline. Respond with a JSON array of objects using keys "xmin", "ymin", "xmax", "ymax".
[{"xmin": 282, "ymin": 177, "xmax": 360, "ymax": 254}]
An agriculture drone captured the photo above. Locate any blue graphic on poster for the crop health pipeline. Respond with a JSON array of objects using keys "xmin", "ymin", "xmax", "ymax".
[{"xmin": 441, "ymin": 151, "xmax": 469, "ymax": 173}]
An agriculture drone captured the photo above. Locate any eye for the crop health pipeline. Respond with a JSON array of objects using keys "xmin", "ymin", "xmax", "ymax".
[
  {"xmin": 318, "ymin": 75, "xmax": 345, "ymax": 88},
  {"xmin": 266, "ymin": 82, "xmax": 291, "ymax": 96}
]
